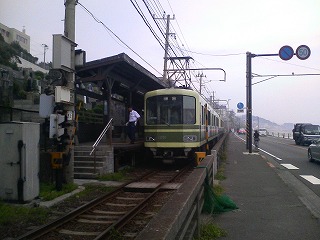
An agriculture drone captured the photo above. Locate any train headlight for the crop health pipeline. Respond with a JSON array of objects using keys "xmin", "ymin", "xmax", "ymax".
[
  {"xmin": 183, "ymin": 135, "xmax": 197, "ymax": 142},
  {"xmin": 146, "ymin": 136, "xmax": 156, "ymax": 142}
]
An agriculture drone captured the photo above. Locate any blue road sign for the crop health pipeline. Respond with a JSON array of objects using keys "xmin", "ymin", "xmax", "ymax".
[
  {"xmin": 279, "ymin": 45, "xmax": 294, "ymax": 61},
  {"xmin": 296, "ymin": 45, "xmax": 311, "ymax": 60},
  {"xmin": 237, "ymin": 102, "xmax": 244, "ymax": 109}
]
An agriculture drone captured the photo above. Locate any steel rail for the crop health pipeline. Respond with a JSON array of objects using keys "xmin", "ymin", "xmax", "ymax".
[
  {"xmin": 16, "ymin": 169, "xmax": 158, "ymax": 240},
  {"xmin": 95, "ymin": 163, "xmax": 193, "ymax": 239}
]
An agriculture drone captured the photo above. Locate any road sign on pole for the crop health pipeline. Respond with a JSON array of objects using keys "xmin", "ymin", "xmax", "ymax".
[
  {"xmin": 296, "ymin": 45, "xmax": 311, "ymax": 60},
  {"xmin": 279, "ymin": 45, "xmax": 294, "ymax": 61},
  {"xmin": 237, "ymin": 102, "xmax": 244, "ymax": 109}
]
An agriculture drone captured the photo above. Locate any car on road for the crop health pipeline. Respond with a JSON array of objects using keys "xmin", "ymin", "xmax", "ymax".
[
  {"xmin": 258, "ymin": 128, "xmax": 267, "ymax": 136},
  {"xmin": 238, "ymin": 128, "xmax": 246, "ymax": 135},
  {"xmin": 308, "ymin": 140, "xmax": 320, "ymax": 162}
]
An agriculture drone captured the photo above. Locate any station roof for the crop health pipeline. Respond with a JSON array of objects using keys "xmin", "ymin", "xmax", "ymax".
[{"xmin": 75, "ymin": 53, "xmax": 168, "ymax": 100}]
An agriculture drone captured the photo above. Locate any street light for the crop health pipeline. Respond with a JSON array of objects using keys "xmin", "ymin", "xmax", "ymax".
[{"xmin": 42, "ymin": 44, "xmax": 48, "ymax": 69}]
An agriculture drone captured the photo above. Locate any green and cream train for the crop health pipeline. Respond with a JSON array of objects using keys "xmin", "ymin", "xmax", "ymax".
[{"xmin": 144, "ymin": 87, "xmax": 225, "ymax": 163}]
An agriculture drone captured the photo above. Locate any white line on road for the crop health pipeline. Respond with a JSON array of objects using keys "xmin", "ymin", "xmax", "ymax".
[
  {"xmin": 234, "ymin": 133, "xmax": 283, "ymax": 161},
  {"xmin": 281, "ymin": 164, "xmax": 299, "ymax": 170},
  {"xmin": 300, "ymin": 175, "xmax": 320, "ymax": 185},
  {"xmin": 258, "ymin": 148, "xmax": 283, "ymax": 161}
]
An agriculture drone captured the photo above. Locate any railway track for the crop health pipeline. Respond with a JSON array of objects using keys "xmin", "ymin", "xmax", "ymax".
[{"xmin": 17, "ymin": 164, "xmax": 192, "ymax": 240}]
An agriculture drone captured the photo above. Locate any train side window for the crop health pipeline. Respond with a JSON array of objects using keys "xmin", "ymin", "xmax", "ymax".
[
  {"xmin": 146, "ymin": 98, "xmax": 157, "ymax": 124},
  {"xmin": 182, "ymin": 96, "xmax": 195, "ymax": 124},
  {"xmin": 202, "ymin": 106, "xmax": 204, "ymax": 125}
]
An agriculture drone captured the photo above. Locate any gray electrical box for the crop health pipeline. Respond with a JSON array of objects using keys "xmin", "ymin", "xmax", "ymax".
[
  {"xmin": 0, "ymin": 122, "xmax": 40, "ymax": 202},
  {"xmin": 52, "ymin": 34, "xmax": 77, "ymax": 72}
]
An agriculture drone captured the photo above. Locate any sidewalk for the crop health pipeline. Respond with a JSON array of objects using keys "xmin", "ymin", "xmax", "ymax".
[{"xmin": 214, "ymin": 133, "xmax": 320, "ymax": 240}]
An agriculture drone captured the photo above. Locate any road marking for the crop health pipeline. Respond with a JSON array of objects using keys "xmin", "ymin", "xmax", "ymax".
[
  {"xmin": 281, "ymin": 164, "xmax": 299, "ymax": 170},
  {"xmin": 243, "ymin": 152, "xmax": 259, "ymax": 155},
  {"xmin": 267, "ymin": 162, "xmax": 275, "ymax": 168},
  {"xmin": 300, "ymin": 175, "xmax": 320, "ymax": 185},
  {"xmin": 235, "ymin": 133, "xmax": 283, "ymax": 160},
  {"xmin": 258, "ymin": 148, "xmax": 282, "ymax": 161}
]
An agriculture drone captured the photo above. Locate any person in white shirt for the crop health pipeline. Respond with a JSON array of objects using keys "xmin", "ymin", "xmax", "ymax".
[{"xmin": 126, "ymin": 106, "xmax": 140, "ymax": 144}]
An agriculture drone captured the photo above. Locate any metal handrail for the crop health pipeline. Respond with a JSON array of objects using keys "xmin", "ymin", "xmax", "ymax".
[{"xmin": 90, "ymin": 118, "xmax": 113, "ymax": 156}]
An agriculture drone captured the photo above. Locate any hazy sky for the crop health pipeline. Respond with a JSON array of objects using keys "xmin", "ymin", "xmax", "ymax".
[{"xmin": 1, "ymin": 0, "xmax": 320, "ymax": 125}]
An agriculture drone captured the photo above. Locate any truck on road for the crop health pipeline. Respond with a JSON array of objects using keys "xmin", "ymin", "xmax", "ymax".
[{"xmin": 292, "ymin": 123, "xmax": 320, "ymax": 145}]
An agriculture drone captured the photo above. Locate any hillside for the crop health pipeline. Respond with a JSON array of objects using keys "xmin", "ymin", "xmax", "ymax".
[{"xmin": 237, "ymin": 115, "xmax": 294, "ymax": 134}]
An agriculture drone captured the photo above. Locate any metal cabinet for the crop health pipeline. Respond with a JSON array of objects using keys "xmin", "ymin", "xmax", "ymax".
[{"xmin": 0, "ymin": 122, "xmax": 40, "ymax": 202}]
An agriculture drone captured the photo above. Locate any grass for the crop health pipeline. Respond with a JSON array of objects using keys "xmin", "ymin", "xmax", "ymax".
[
  {"xmin": 0, "ymin": 183, "xmax": 114, "ymax": 224},
  {"xmin": 0, "ymin": 201, "xmax": 49, "ymax": 225},
  {"xmin": 0, "ymin": 182, "xmax": 77, "ymax": 227},
  {"xmin": 214, "ymin": 165, "xmax": 226, "ymax": 181},
  {"xmin": 215, "ymin": 150, "xmax": 227, "ymax": 180},
  {"xmin": 212, "ymin": 184, "xmax": 224, "ymax": 196},
  {"xmin": 195, "ymin": 143, "xmax": 229, "ymax": 239},
  {"xmin": 39, "ymin": 182, "xmax": 78, "ymax": 201},
  {"xmin": 195, "ymin": 221, "xmax": 227, "ymax": 240},
  {"xmin": 98, "ymin": 167, "xmax": 133, "ymax": 181}
]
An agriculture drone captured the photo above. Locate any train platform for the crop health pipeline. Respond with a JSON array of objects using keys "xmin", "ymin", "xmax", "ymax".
[{"xmin": 213, "ymin": 133, "xmax": 320, "ymax": 239}]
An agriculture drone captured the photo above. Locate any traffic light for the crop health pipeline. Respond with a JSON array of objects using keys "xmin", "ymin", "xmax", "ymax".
[{"xmin": 49, "ymin": 113, "xmax": 67, "ymax": 139}]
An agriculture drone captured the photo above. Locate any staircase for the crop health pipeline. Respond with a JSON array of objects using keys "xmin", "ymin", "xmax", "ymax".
[{"xmin": 74, "ymin": 144, "xmax": 114, "ymax": 179}]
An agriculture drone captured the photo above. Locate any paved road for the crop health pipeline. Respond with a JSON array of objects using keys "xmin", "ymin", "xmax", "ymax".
[
  {"xmin": 254, "ymin": 135, "xmax": 320, "ymax": 198},
  {"xmin": 214, "ymin": 133, "xmax": 320, "ymax": 240}
]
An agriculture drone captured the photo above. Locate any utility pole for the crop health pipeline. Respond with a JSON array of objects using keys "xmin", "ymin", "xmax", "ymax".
[
  {"xmin": 196, "ymin": 73, "xmax": 206, "ymax": 95},
  {"xmin": 162, "ymin": 14, "xmax": 174, "ymax": 86},
  {"xmin": 246, "ymin": 52, "xmax": 252, "ymax": 152},
  {"xmin": 212, "ymin": 91, "xmax": 215, "ymax": 107},
  {"xmin": 42, "ymin": 44, "xmax": 48, "ymax": 69},
  {"xmin": 63, "ymin": 0, "xmax": 76, "ymax": 183}
]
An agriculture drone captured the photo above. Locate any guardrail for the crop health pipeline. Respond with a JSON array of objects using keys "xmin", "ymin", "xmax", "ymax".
[
  {"xmin": 136, "ymin": 133, "xmax": 228, "ymax": 240},
  {"xmin": 90, "ymin": 118, "xmax": 113, "ymax": 174},
  {"xmin": 269, "ymin": 132, "xmax": 292, "ymax": 139}
]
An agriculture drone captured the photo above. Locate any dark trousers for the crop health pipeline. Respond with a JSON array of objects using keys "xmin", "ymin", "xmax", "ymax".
[{"xmin": 127, "ymin": 122, "xmax": 136, "ymax": 142}]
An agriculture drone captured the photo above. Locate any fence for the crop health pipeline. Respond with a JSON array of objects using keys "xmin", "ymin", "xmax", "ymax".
[
  {"xmin": 269, "ymin": 132, "xmax": 292, "ymax": 139},
  {"xmin": 0, "ymin": 105, "xmax": 41, "ymax": 122},
  {"xmin": 136, "ymin": 133, "xmax": 228, "ymax": 240}
]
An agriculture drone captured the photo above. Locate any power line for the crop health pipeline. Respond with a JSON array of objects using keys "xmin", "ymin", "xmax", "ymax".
[
  {"xmin": 77, "ymin": 1, "xmax": 162, "ymax": 75},
  {"xmin": 130, "ymin": 0, "xmax": 165, "ymax": 49},
  {"xmin": 260, "ymin": 56, "xmax": 320, "ymax": 72}
]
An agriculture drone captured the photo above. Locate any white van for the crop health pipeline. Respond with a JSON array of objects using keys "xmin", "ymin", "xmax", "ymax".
[{"xmin": 258, "ymin": 128, "xmax": 267, "ymax": 136}]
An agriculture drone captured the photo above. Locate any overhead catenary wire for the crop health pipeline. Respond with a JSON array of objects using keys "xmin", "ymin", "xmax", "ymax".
[
  {"xmin": 260, "ymin": 56, "xmax": 320, "ymax": 72},
  {"xmin": 77, "ymin": 1, "xmax": 162, "ymax": 76},
  {"xmin": 130, "ymin": 0, "xmax": 165, "ymax": 50},
  {"xmin": 78, "ymin": 0, "xmax": 257, "ymax": 102}
]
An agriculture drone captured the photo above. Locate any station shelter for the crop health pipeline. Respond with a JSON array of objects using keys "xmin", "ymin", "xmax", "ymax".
[{"xmin": 74, "ymin": 53, "xmax": 168, "ymax": 173}]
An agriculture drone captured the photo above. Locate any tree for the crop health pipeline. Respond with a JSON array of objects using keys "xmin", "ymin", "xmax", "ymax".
[
  {"xmin": 0, "ymin": 35, "xmax": 19, "ymax": 70},
  {"xmin": 0, "ymin": 34, "xmax": 38, "ymax": 69}
]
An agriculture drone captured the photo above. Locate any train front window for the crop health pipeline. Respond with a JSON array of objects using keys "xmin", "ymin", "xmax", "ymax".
[{"xmin": 146, "ymin": 95, "xmax": 195, "ymax": 125}]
